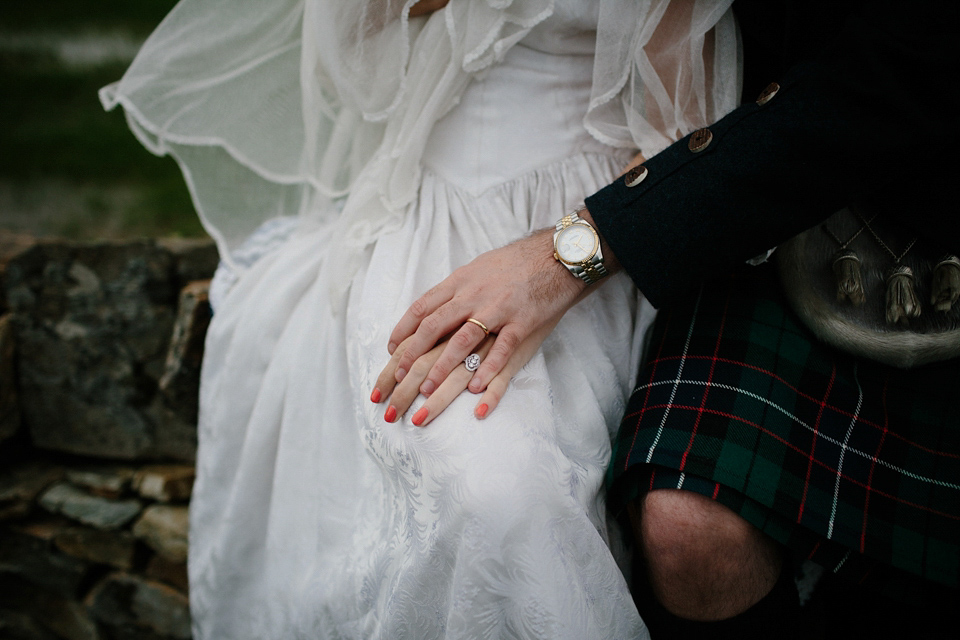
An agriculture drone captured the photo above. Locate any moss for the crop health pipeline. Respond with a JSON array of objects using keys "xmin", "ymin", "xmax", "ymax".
[{"xmin": 2, "ymin": 0, "xmax": 205, "ymax": 240}]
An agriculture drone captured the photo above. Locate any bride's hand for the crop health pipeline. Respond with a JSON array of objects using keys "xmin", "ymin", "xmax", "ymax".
[
  {"xmin": 372, "ymin": 317, "xmax": 558, "ymax": 426},
  {"xmin": 386, "ymin": 229, "xmax": 585, "ymax": 401},
  {"xmin": 372, "ymin": 335, "xmax": 493, "ymax": 426},
  {"xmin": 385, "ymin": 202, "xmax": 624, "ymax": 401}
]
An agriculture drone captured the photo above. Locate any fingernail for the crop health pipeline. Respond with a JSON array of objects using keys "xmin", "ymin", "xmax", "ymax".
[
  {"xmin": 420, "ymin": 380, "xmax": 435, "ymax": 396},
  {"xmin": 396, "ymin": 368, "xmax": 406, "ymax": 382},
  {"xmin": 370, "ymin": 388, "xmax": 381, "ymax": 403},
  {"xmin": 384, "ymin": 406, "xmax": 397, "ymax": 423},
  {"xmin": 388, "ymin": 342, "xmax": 397, "ymax": 354},
  {"xmin": 475, "ymin": 403, "xmax": 489, "ymax": 419},
  {"xmin": 412, "ymin": 407, "xmax": 428, "ymax": 426}
]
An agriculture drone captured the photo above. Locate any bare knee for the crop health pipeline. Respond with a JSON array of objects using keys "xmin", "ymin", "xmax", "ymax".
[
  {"xmin": 636, "ymin": 490, "xmax": 769, "ymax": 574},
  {"xmin": 630, "ymin": 489, "xmax": 782, "ymax": 620}
]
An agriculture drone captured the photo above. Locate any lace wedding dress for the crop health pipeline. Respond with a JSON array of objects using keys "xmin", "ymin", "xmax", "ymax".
[{"xmin": 102, "ymin": 1, "xmax": 739, "ymax": 637}]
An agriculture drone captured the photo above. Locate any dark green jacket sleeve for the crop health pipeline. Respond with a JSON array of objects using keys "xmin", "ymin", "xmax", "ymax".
[{"xmin": 586, "ymin": 1, "xmax": 959, "ymax": 309}]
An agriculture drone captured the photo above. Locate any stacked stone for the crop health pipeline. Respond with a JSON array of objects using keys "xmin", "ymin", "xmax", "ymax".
[
  {"xmin": 0, "ymin": 232, "xmax": 218, "ymax": 640},
  {"xmin": 1, "ymin": 463, "xmax": 194, "ymax": 640}
]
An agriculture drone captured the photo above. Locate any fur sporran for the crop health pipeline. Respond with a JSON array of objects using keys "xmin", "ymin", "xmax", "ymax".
[{"xmin": 777, "ymin": 205, "xmax": 960, "ymax": 368}]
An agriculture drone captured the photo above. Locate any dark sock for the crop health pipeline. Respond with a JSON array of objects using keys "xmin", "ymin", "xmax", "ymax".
[
  {"xmin": 814, "ymin": 575, "xmax": 958, "ymax": 640},
  {"xmin": 641, "ymin": 566, "xmax": 820, "ymax": 640}
]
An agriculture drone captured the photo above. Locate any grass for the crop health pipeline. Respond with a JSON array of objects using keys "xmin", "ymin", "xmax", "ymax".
[
  {"xmin": 2, "ymin": 0, "xmax": 178, "ymax": 36},
  {"xmin": 1, "ymin": 0, "xmax": 206, "ymax": 240}
]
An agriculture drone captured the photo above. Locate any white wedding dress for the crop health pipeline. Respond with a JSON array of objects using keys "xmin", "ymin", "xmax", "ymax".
[{"xmin": 102, "ymin": 1, "xmax": 739, "ymax": 637}]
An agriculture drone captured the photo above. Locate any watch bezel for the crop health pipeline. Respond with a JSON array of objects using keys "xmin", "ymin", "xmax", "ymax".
[{"xmin": 554, "ymin": 222, "xmax": 600, "ymax": 266}]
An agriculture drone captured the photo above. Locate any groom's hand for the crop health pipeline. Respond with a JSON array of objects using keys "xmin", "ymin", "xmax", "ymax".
[{"xmin": 386, "ymin": 207, "xmax": 620, "ymax": 398}]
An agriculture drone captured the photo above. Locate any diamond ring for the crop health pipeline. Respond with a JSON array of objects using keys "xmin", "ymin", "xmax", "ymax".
[{"xmin": 464, "ymin": 353, "xmax": 481, "ymax": 372}]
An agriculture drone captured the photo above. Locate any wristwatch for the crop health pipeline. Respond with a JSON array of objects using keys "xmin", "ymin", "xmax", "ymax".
[{"xmin": 553, "ymin": 209, "xmax": 608, "ymax": 285}]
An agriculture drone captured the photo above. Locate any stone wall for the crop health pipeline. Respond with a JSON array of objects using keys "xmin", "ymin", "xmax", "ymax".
[{"xmin": 0, "ymin": 231, "xmax": 217, "ymax": 640}]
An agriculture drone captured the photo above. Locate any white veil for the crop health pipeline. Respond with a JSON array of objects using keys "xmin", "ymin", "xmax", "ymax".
[
  {"xmin": 101, "ymin": 0, "xmax": 739, "ymax": 279},
  {"xmin": 588, "ymin": 0, "xmax": 740, "ymax": 156}
]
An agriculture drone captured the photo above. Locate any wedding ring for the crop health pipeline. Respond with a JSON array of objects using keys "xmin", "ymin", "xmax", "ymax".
[
  {"xmin": 464, "ymin": 353, "xmax": 482, "ymax": 372},
  {"xmin": 465, "ymin": 318, "xmax": 490, "ymax": 335}
]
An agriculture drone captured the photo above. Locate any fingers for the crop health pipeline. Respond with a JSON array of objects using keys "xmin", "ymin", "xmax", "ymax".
[
  {"xmin": 374, "ymin": 335, "xmax": 493, "ymax": 425},
  {"xmin": 387, "ymin": 282, "xmax": 452, "ymax": 355},
  {"xmin": 391, "ymin": 300, "xmax": 485, "ymax": 384},
  {"xmin": 374, "ymin": 312, "xmax": 558, "ymax": 425},
  {"xmin": 474, "ymin": 369, "xmax": 511, "ymax": 419},
  {"xmin": 413, "ymin": 338, "xmax": 494, "ymax": 427},
  {"xmin": 419, "ymin": 319, "xmax": 494, "ymax": 396},
  {"xmin": 473, "ymin": 317, "xmax": 561, "ymax": 418},
  {"xmin": 372, "ymin": 337, "xmax": 411, "ymax": 405},
  {"xmin": 465, "ymin": 326, "xmax": 521, "ymax": 393},
  {"xmin": 383, "ymin": 341, "xmax": 447, "ymax": 422},
  {"xmin": 472, "ymin": 337, "xmax": 529, "ymax": 419}
]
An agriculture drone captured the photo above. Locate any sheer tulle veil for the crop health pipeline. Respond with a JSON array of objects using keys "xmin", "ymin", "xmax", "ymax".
[{"xmin": 100, "ymin": 0, "xmax": 739, "ymax": 288}]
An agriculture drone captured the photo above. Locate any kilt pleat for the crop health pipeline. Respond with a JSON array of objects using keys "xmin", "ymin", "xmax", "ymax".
[{"xmin": 608, "ymin": 264, "xmax": 960, "ymax": 593}]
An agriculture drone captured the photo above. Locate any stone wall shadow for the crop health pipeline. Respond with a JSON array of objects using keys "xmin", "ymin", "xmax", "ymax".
[{"xmin": 1, "ymin": 230, "xmax": 217, "ymax": 640}]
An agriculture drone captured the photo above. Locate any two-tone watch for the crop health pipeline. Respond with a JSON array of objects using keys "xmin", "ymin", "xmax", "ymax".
[{"xmin": 553, "ymin": 209, "xmax": 608, "ymax": 285}]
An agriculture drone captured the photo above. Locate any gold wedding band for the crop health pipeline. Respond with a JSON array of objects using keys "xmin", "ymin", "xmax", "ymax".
[{"xmin": 466, "ymin": 318, "xmax": 490, "ymax": 335}]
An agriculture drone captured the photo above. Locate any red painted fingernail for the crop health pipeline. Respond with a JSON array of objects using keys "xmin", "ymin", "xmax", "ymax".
[
  {"xmin": 475, "ymin": 403, "xmax": 488, "ymax": 418},
  {"xmin": 384, "ymin": 406, "xmax": 397, "ymax": 423},
  {"xmin": 420, "ymin": 380, "xmax": 435, "ymax": 396},
  {"xmin": 370, "ymin": 388, "xmax": 381, "ymax": 403},
  {"xmin": 412, "ymin": 407, "xmax": 428, "ymax": 426}
]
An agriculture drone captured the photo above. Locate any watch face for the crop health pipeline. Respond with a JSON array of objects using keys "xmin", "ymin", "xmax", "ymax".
[{"xmin": 556, "ymin": 224, "xmax": 598, "ymax": 264}]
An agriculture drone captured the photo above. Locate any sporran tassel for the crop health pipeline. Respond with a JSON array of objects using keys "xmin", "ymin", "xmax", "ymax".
[
  {"xmin": 832, "ymin": 250, "xmax": 865, "ymax": 305},
  {"xmin": 886, "ymin": 265, "xmax": 921, "ymax": 325},
  {"xmin": 930, "ymin": 255, "xmax": 960, "ymax": 312}
]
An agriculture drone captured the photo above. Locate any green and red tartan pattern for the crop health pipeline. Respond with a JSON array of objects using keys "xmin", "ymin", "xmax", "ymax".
[{"xmin": 608, "ymin": 265, "xmax": 960, "ymax": 591}]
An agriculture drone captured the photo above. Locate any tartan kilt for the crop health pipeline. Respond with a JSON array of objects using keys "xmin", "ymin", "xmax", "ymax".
[{"xmin": 608, "ymin": 263, "xmax": 960, "ymax": 595}]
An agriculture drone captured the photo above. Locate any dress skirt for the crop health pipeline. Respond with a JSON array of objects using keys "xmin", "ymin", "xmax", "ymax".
[{"xmin": 189, "ymin": 40, "xmax": 654, "ymax": 639}]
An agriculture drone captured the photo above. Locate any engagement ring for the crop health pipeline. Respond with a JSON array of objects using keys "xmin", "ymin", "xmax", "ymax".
[{"xmin": 464, "ymin": 354, "xmax": 481, "ymax": 372}]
